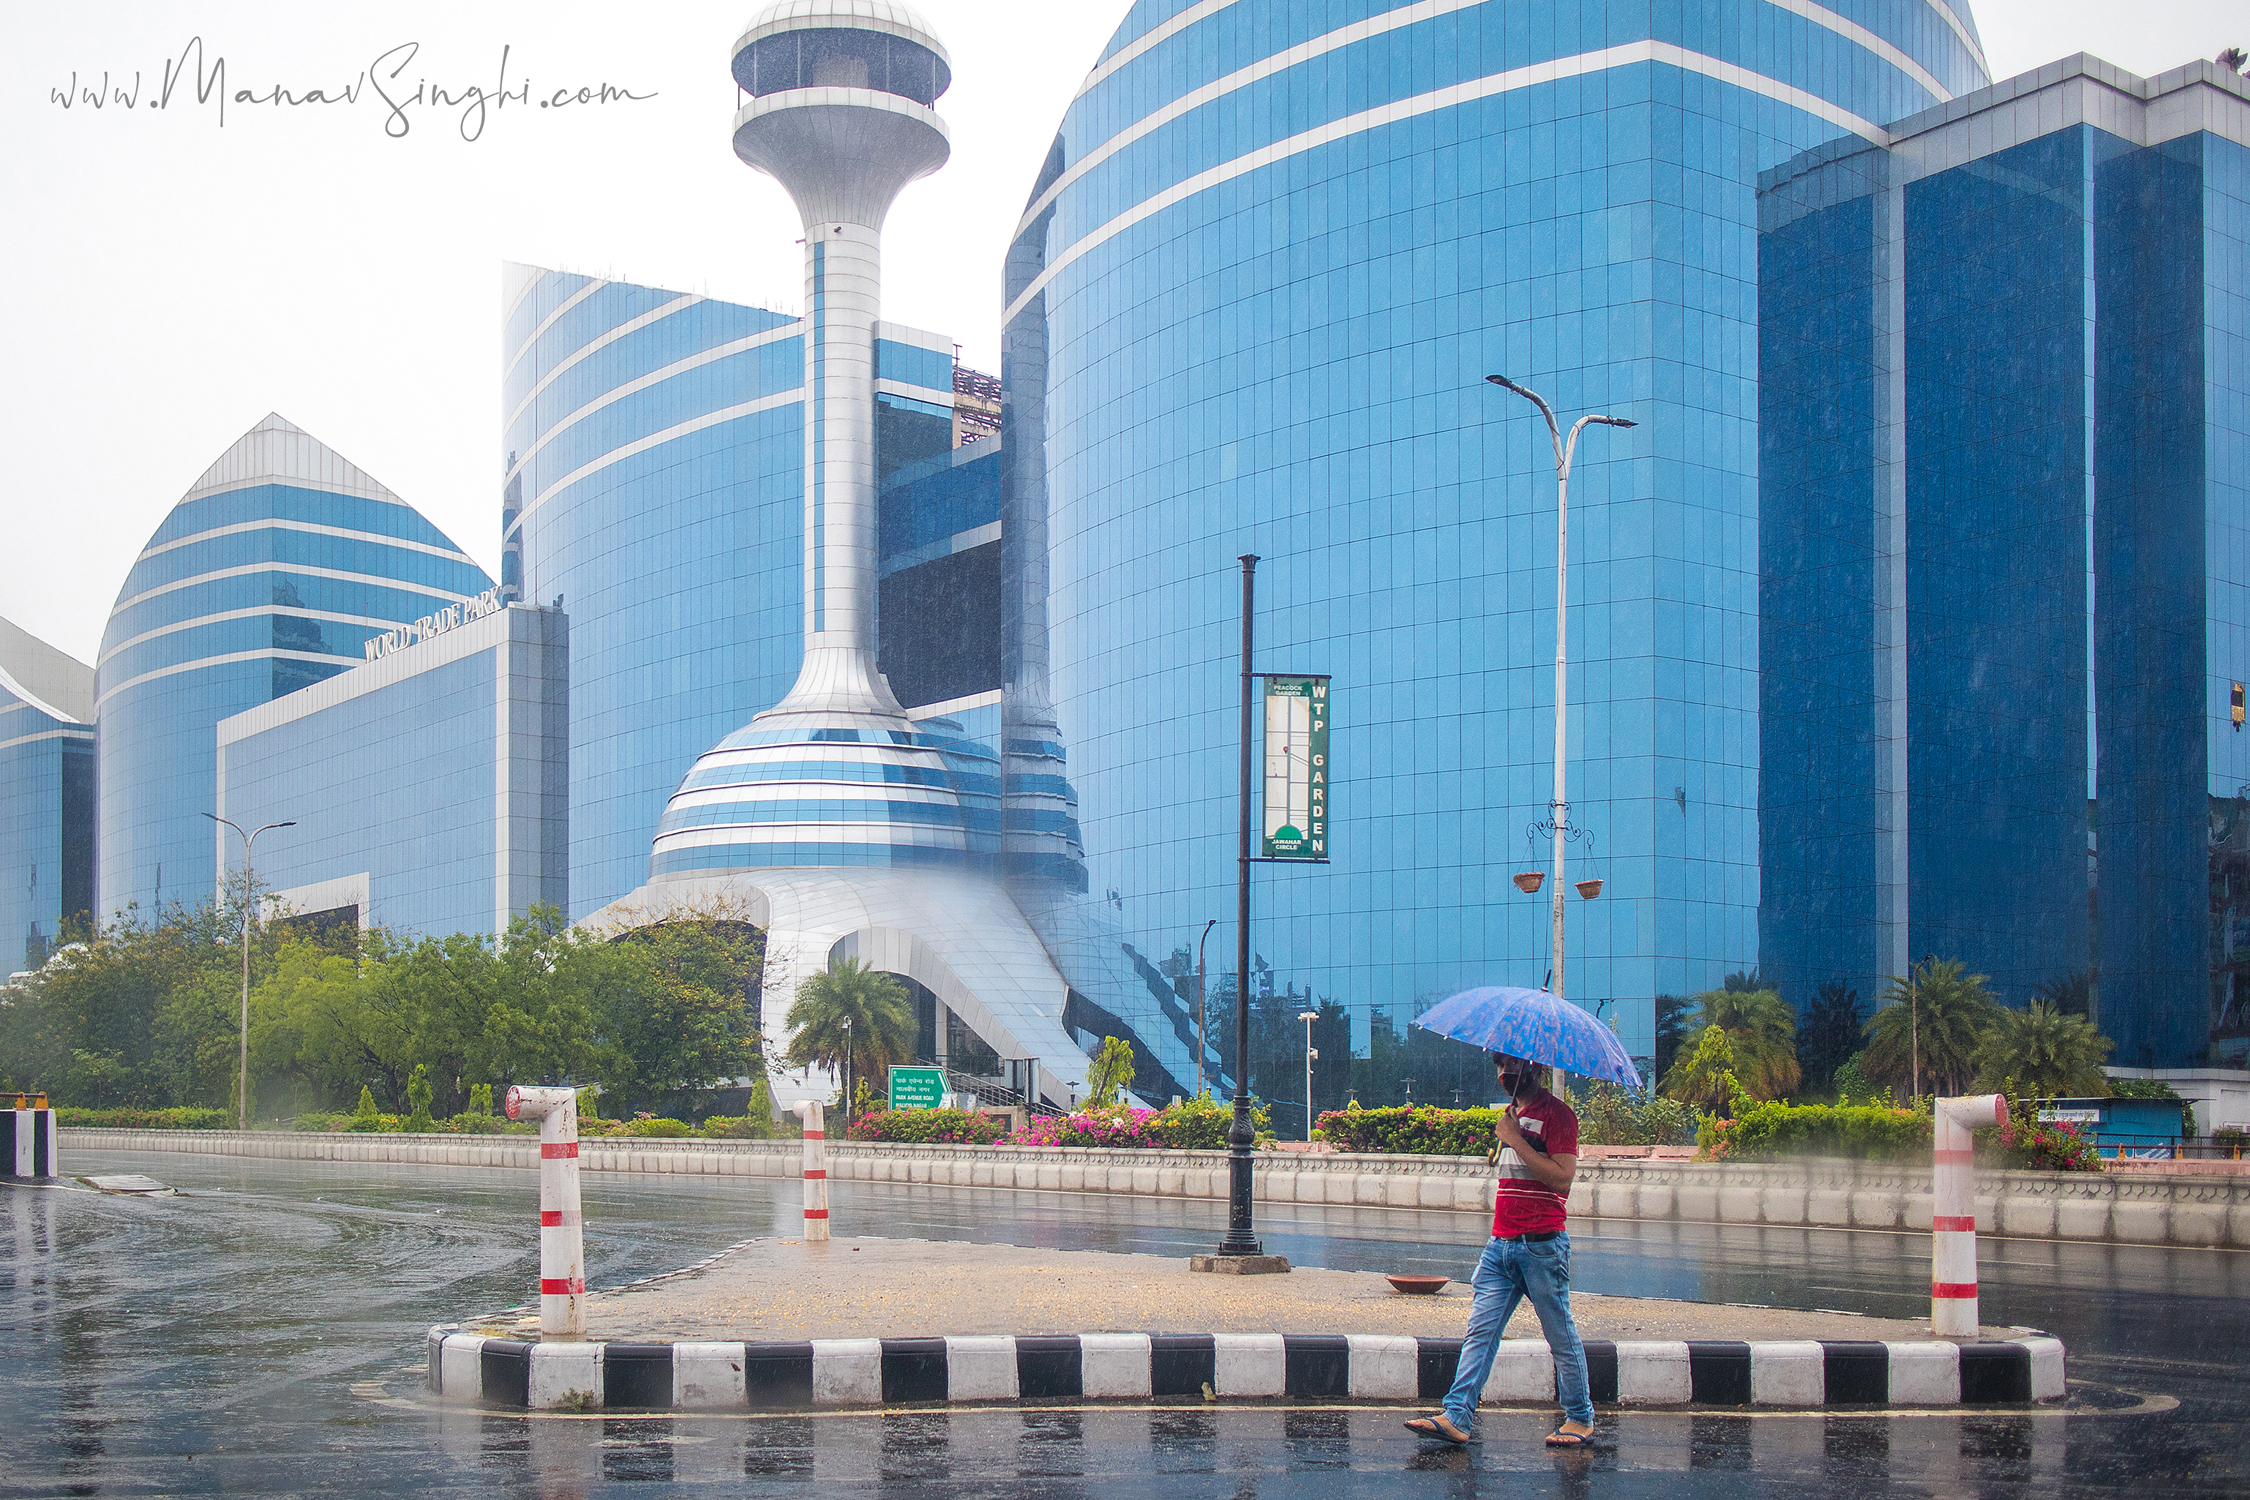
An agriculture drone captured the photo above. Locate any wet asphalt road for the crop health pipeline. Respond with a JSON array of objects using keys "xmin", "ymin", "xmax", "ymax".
[{"xmin": 1, "ymin": 1149, "xmax": 2242, "ymax": 1496}]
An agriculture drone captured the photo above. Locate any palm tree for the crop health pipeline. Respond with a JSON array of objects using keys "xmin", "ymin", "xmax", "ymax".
[
  {"xmin": 1799, "ymin": 982, "xmax": 1863, "ymax": 1096},
  {"xmin": 1974, "ymin": 1001, "xmax": 2113, "ymax": 1097},
  {"xmin": 1864, "ymin": 958, "xmax": 2000, "ymax": 1100},
  {"xmin": 1664, "ymin": 984, "xmax": 1801, "ymax": 1100},
  {"xmin": 783, "ymin": 957, "xmax": 916, "ymax": 1111},
  {"xmin": 2032, "ymin": 970, "xmax": 2092, "ymax": 1018},
  {"xmin": 1652, "ymin": 994, "xmax": 1691, "ymax": 1083}
]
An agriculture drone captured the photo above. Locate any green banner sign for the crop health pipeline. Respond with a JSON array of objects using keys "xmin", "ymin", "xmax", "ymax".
[
  {"xmin": 887, "ymin": 1066, "xmax": 948, "ymax": 1111},
  {"xmin": 1262, "ymin": 675, "xmax": 1331, "ymax": 861}
]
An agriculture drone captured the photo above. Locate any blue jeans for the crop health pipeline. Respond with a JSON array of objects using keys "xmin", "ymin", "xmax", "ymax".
[{"xmin": 1442, "ymin": 1232, "xmax": 1594, "ymax": 1430}]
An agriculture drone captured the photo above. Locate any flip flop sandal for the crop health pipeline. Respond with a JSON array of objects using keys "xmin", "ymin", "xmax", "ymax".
[
  {"xmin": 1404, "ymin": 1415, "xmax": 1476, "ymax": 1445},
  {"xmin": 1545, "ymin": 1427, "xmax": 1596, "ymax": 1449}
]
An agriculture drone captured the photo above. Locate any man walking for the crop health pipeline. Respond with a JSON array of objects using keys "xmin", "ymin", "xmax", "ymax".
[{"xmin": 1406, "ymin": 1050, "xmax": 1596, "ymax": 1448}]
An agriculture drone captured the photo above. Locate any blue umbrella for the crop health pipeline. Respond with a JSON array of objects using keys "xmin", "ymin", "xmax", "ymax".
[{"xmin": 1412, "ymin": 986, "xmax": 1643, "ymax": 1089}]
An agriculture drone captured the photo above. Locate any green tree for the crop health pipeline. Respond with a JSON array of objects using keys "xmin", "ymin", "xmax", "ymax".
[
  {"xmin": 1973, "ymin": 1001, "xmax": 2112, "ymax": 1097},
  {"xmin": 2032, "ymin": 971, "xmax": 2093, "ymax": 1019},
  {"xmin": 1799, "ymin": 982, "xmax": 1864, "ymax": 1097},
  {"xmin": 404, "ymin": 1063, "xmax": 435, "ymax": 1131},
  {"xmin": 597, "ymin": 920, "xmax": 763, "ymax": 1117},
  {"xmin": 1865, "ymin": 958, "xmax": 2000, "ymax": 1100},
  {"xmin": 783, "ymin": 957, "xmax": 915, "ymax": 1111},
  {"xmin": 1085, "ymin": 1035, "xmax": 1137, "ymax": 1108},
  {"xmin": 354, "ymin": 1084, "xmax": 379, "ymax": 1123},
  {"xmin": 467, "ymin": 1082, "xmax": 494, "ymax": 1114},
  {"xmin": 1665, "ymin": 1025, "xmax": 1742, "ymax": 1112},
  {"xmin": 1665, "ymin": 985, "xmax": 1801, "ymax": 1100},
  {"xmin": 1651, "ymin": 993, "xmax": 1692, "ymax": 1086}
]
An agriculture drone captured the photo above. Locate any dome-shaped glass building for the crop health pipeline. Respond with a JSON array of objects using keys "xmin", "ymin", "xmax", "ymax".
[
  {"xmin": 96, "ymin": 414, "xmax": 492, "ymax": 918},
  {"xmin": 998, "ymin": 0, "xmax": 1991, "ymax": 1106}
]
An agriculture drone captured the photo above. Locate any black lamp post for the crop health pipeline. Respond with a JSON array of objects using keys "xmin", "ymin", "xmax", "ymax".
[{"xmin": 1218, "ymin": 554, "xmax": 1264, "ymax": 1258}]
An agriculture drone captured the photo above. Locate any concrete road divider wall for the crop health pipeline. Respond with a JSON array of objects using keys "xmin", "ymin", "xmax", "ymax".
[
  {"xmin": 64, "ymin": 1128, "xmax": 2250, "ymax": 1248},
  {"xmin": 425, "ymin": 1328, "xmax": 2066, "ymax": 1411}
]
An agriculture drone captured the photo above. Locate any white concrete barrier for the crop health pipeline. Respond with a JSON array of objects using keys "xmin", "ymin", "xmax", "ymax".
[{"xmin": 60, "ymin": 1128, "xmax": 2250, "ymax": 1248}]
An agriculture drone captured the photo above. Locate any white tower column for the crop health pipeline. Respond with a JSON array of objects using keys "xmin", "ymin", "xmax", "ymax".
[{"xmin": 790, "ymin": 219, "xmax": 896, "ymax": 713}]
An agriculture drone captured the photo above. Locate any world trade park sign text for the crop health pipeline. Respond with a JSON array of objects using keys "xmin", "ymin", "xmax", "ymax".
[{"xmin": 1261, "ymin": 674, "xmax": 1330, "ymax": 862}]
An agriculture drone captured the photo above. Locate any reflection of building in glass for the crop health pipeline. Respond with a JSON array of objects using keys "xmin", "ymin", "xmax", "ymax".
[
  {"xmin": 999, "ymin": 0, "xmax": 1987, "ymax": 1116},
  {"xmin": 0, "ymin": 616, "xmax": 94, "ymax": 976},
  {"xmin": 95, "ymin": 415, "xmax": 492, "ymax": 920},
  {"xmin": 1758, "ymin": 57, "xmax": 2250, "ymax": 1068},
  {"xmin": 216, "ymin": 602, "xmax": 569, "ymax": 940}
]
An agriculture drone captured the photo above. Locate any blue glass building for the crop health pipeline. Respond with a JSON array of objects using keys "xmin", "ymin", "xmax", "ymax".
[
  {"xmin": 216, "ymin": 601, "xmax": 569, "ymax": 939},
  {"xmin": 999, "ymin": 0, "xmax": 1989, "ymax": 1104},
  {"xmin": 1759, "ymin": 56, "xmax": 2250, "ymax": 1068},
  {"xmin": 504, "ymin": 264, "xmax": 987, "ymax": 918},
  {"xmin": 0, "ymin": 616, "xmax": 95, "ymax": 976},
  {"xmin": 95, "ymin": 415, "xmax": 493, "ymax": 919}
]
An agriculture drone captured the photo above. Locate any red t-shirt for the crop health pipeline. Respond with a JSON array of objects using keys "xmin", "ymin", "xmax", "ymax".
[{"xmin": 1491, "ymin": 1087, "xmax": 1580, "ymax": 1237}]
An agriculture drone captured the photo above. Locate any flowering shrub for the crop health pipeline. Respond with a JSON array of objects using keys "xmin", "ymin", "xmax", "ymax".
[
  {"xmin": 1976, "ymin": 1087, "xmax": 2104, "ymax": 1172},
  {"xmin": 1009, "ymin": 1096, "xmax": 1269, "ymax": 1149},
  {"xmin": 1016, "ymin": 1107, "xmax": 1155, "ymax": 1148},
  {"xmin": 1986, "ymin": 1112, "xmax": 2101, "ymax": 1172},
  {"xmin": 847, "ymin": 1107, "xmax": 1006, "ymax": 1145}
]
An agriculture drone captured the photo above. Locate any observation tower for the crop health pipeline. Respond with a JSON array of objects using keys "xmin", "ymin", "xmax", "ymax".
[{"xmin": 608, "ymin": 3, "xmax": 1089, "ymax": 1116}]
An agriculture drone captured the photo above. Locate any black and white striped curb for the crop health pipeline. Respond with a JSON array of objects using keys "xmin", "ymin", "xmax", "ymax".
[{"xmin": 426, "ymin": 1330, "xmax": 2065, "ymax": 1411}]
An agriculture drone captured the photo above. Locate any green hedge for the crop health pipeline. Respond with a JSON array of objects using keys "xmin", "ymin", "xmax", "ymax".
[
  {"xmin": 56, "ymin": 1106, "xmax": 230, "ymax": 1130},
  {"xmin": 1314, "ymin": 1106, "xmax": 1498, "ymax": 1155},
  {"xmin": 619, "ymin": 1117, "xmax": 693, "ymax": 1138},
  {"xmin": 1574, "ymin": 1086, "xmax": 1702, "ymax": 1147},
  {"xmin": 1713, "ymin": 1101, "xmax": 1930, "ymax": 1161},
  {"xmin": 846, "ymin": 1107, "xmax": 1006, "ymax": 1145}
]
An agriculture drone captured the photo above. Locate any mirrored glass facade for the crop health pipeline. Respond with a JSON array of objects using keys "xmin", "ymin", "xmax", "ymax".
[
  {"xmin": 1000, "ymin": 0, "xmax": 1984, "ymax": 1110},
  {"xmin": 504, "ymin": 266, "xmax": 993, "ymax": 917},
  {"xmin": 217, "ymin": 604, "xmax": 569, "ymax": 939},
  {"xmin": 1759, "ymin": 58, "xmax": 2250, "ymax": 1066},
  {"xmin": 0, "ymin": 617, "xmax": 94, "ymax": 975},
  {"xmin": 95, "ymin": 416, "xmax": 492, "ymax": 920},
  {"xmin": 505, "ymin": 267, "xmax": 807, "ymax": 917}
]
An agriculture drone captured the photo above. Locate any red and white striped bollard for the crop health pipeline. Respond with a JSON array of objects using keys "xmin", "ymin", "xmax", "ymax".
[
  {"xmin": 506, "ymin": 1084, "xmax": 587, "ymax": 1338},
  {"xmin": 794, "ymin": 1099, "xmax": 829, "ymax": 1242},
  {"xmin": 1931, "ymin": 1092, "xmax": 2006, "ymax": 1337}
]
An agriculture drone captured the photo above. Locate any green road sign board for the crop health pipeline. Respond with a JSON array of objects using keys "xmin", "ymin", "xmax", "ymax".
[
  {"xmin": 888, "ymin": 1066, "xmax": 948, "ymax": 1111},
  {"xmin": 1262, "ymin": 674, "xmax": 1331, "ymax": 861}
]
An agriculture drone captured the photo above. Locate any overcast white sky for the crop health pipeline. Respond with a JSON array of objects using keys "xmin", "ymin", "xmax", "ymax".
[{"xmin": 1, "ymin": 1, "xmax": 2241, "ymax": 666}]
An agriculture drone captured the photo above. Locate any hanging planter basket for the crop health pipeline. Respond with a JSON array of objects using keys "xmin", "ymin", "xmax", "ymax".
[
  {"xmin": 1576, "ymin": 879, "xmax": 1603, "ymax": 899},
  {"xmin": 1513, "ymin": 871, "xmax": 1546, "ymax": 894}
]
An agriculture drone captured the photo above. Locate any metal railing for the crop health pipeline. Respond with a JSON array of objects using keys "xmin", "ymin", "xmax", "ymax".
[{"xmin": 912, "ymin": 1057, "xmax": 1069, "ymax": 1119}]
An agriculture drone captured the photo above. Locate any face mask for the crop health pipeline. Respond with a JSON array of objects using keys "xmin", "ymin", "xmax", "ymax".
[{"xmin": 1499, "ymin": 1070, "xmax": 1526, "ymax": 1096}]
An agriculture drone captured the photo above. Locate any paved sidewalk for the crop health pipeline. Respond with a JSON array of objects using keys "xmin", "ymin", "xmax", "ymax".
[{"xmin": 464, "ymin": 1237, "xmax": 2008, "ymax": 1344}]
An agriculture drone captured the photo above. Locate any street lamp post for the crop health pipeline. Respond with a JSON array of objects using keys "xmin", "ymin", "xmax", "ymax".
[
  {"xmin": 1215, "ymin": 553, "xmax": 1264, "ymax": 1260},
  {"xmin": 1196, "ymin": 917, "xmax": 1218, "ymax": 1098},
  {"xmin": 1297, "ymin": 1009, "xmax": 1319, "ymax": 1142},
  {"xmin": 203, "ymin": 813, "xmax": 295, "ymax": 1131},
  {"xmin": 1483, "ymin": 374, "xmax": 1635, "ymax": 1019}
]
